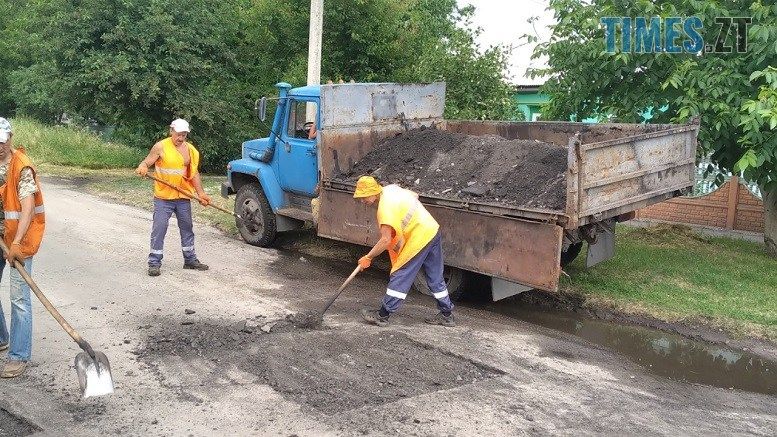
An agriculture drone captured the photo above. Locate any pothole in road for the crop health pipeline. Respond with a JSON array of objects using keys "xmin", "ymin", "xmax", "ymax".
[
  {"xmin": 137, "ymin": 319, "xmax": 503, "ymax": 413},
  {"xmin": 0, "ymin": 407, "xmax": 40, "ymax": 437}
]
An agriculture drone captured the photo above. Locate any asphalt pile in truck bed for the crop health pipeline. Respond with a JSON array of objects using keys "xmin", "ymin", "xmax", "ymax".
[{"xmin": 335, "ymin": 127, "xmax": 568, "ymax": 211}]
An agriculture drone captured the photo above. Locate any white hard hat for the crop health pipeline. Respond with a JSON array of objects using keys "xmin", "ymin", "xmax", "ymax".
[
  {"xmin": 0, "ymin": 117, "xmax": 11, "ymax": 143},
  {"xmin": 170, "ymin": 118, "xmax": 190, "ymax": 133}
]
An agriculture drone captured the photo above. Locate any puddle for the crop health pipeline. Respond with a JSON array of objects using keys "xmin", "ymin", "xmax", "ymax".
[
  {"xmin": 0, "ymin": 408, "xmax": 40, "ymax": 437},
  {"xmin": 491, "ymin": 304, "xmax": 776, "ymax": 396}
]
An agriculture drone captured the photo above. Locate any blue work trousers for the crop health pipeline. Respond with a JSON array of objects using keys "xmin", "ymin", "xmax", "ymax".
[
  {"xmin": 381, "ymin": 232, "xmax": 454, "ymax": 315},
  {"xmin": 0, "ymin": 257, "xmax": 34, "ymax": 361},
  {"xmin": 148, "ymin": 198, "xmax": 198, "ymax": 266}
]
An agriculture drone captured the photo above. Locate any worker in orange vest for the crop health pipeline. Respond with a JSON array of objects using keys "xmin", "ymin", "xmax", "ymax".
[
  {"xmin": 135, "ymin": 119, "xmax": 211, "ymax": 276},
  {"xmin": 0, "ymin": 117, "xmax": 46, "ymax": 378},
  {"xmin": 353, "ymin": 176, "xmax": 455, "ymax": 327}
]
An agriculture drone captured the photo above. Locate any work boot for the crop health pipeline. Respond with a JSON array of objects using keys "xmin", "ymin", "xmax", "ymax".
[
  {"xmin": 148, "ymin": 266, "xmax": 161, "ymax": 277},
  {"xmin": 1, "ymin": 361, "xmax": 27, "ymax": 378},
  {"xmin": 425, "ymin": 312, "xmax": 456, "ymax": 327},
  {"xmin": 361, "ymin": 309, "xmax": 390, "ymax": 327},
  {"xmin": 183, "ymin": 260, "xmax": 209, "ymax": 271},
  {"xmin": 0, "ymin": 342, "xmax": 7, "ymax": 352}
]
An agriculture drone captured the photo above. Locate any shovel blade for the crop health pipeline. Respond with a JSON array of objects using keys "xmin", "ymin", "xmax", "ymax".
[{"xmin": 75, "ymin": 351, "xmax": 115, "ymax": 398}]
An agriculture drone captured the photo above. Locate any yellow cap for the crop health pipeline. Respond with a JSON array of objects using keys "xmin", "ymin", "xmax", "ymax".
[{"xmin": 353, "ymin": 176, "xmax": 383, "ymax": 198}]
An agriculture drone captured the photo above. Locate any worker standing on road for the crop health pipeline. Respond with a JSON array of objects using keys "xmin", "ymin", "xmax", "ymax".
[
  {"xmin": 353, "ymin": 176, "xmax": 455, "ymax": 327},
  {"xmin": 135, "ymin": 119, "xmax": 211, "ymax": 277},
  {"xmin": 0, "ymin": 117, "xmax": 46, "ymax": 378}
]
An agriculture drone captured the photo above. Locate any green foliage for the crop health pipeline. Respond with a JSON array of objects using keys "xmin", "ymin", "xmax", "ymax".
[
  {"xmin": 247, "ymin": 0, "xmax": 520, "ymax": 120},
  {"xmin": 2, "ymin": 0, "xmax": 519, "ymax": 171},
  {"xmin": 12, "ymin": 117, "xmax": 145, "ymax": 169},
  {"xmin": 531, "ymin": 0, "xmax": 776, "ymax": 192}
]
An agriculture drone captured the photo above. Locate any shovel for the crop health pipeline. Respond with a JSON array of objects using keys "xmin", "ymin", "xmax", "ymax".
[
  {"xmin": 0, "ymin": 241, "xmax": 114, "ymax": 398},
  {"xmin": 320, "ymin": 265, "xmax": 362, "ymax": 317},
  {"xmin": 145, "ymin": 174, "xmax": 241, "ymax": 219}
]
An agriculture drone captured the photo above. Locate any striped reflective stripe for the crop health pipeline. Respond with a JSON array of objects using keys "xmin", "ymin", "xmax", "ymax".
[
  {"xmin": 401, "ymin": 201, "xmax": 419, "ymax": 230},
  {"xmin": 385, "ymin": 289, "xmax": 407, "ymax": 300},
  {"xmin": 181, "ymin": 246, "xmax": 195, "ymax": 252},
  {"xmin": 150, "ymin": 249, "xmax": 164, "ymax": 255},
  {"xmin": 432, "ymin": 289, "xmax": 449, "ymax": 299},
  {"xmin": 4, "ymin": 205, "xmax": 45, "ymax": 219},
  {"xmin": 156, "ymin": 168, "xmax": 184, "ymax": 175}
]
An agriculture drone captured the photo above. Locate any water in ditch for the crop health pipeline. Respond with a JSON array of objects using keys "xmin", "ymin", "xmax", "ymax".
[{"xmin": 490, "ymin": 302, "xmax": 776, "ymax": 396}]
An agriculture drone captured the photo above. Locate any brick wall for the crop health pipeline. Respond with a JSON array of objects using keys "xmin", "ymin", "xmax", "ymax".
[{"xmin": 636, "ymin": 177, "xmax": 765, "ymax": 233}]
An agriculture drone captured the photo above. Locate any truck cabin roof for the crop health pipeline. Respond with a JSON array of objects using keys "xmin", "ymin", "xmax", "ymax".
[{"xmin": 288, "ymin": 85, "xmax": 321, "ymax": 98}]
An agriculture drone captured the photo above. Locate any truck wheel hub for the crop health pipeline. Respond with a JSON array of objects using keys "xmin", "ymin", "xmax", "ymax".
[{"xmin": 241, "ymin": 199, "xmax": 263, "ymax": 231}]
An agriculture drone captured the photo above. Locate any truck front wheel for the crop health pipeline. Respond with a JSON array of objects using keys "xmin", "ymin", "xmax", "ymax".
[{"xmin": 235, "ymin": 182, "xmax": 277, "ymax": 247}]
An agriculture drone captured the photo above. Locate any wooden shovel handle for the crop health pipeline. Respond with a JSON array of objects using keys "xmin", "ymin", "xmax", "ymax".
[
  {"xmin": 145, "ymin": 173, "xmax": 240, "ymax": 218},
  {"xmin": 320, "ymin": 266, "xmax": 362, "ymax": 315},
  {"xmin": 0, "ymin": 240, "xmax": 96, "ymax": 359}
]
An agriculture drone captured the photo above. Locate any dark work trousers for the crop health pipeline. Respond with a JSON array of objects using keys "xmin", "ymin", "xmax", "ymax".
[
  {"xmin": 148, "ymin": 198, "xmax": 198, "ymax": 267},
  {"xmin": 381, "ymin": 231, "xmax": 454, "ymax": 315}
]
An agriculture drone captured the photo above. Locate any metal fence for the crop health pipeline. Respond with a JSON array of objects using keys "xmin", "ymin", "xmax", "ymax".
[{"xmin": 694, "ymin": 156, "xmax": 762, "ymax": 199}]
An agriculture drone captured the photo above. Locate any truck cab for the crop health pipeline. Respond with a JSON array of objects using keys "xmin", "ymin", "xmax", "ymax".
[{"xmin": 221, "ymin": 82, "xmax": 321, "ymax": 246}]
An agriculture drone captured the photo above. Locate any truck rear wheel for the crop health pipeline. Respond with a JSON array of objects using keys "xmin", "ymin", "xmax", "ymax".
[
  {"xmin": 235, "ymin": 182, "xmax": 277, "ymax": 247},
  {"xmin": 561, "ymin": 242, "xmax": 583, "ymax": 267},
  {"xmin": 413, "ymin": 266, "xmax": 467, "ymax": 301}
]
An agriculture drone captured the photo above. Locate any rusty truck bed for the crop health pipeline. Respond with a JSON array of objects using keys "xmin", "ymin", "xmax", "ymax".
[{"xmin": 315, "ymin": 83, "xmax": 698, "ymax": 291}]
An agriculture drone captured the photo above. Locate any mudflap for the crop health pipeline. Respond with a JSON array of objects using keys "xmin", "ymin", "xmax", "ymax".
[
  {"xmin": 491, "ymin": 278, "xmax": 533, "ymax": 301},
  {"xmin": 276, "ymin": 215, "xmax": 303, "ymax": 232},
  {"xmin": 586, "ymin": 221, "xmax": 616, "ymax": 267}
]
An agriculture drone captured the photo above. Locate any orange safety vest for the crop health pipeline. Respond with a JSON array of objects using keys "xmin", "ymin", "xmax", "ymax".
[
  {"xmin": 2, "ymin": 149, "xmax": 45, "ymax": 258},
  {"xmin": 153, "ymin": 137, "xmax": 200, "ymax": 200}
]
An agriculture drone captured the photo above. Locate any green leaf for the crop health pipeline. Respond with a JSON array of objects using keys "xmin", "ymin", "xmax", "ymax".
[{"xmin": 750, "ymin": 71, "xmax": 765, "ymax": 82}]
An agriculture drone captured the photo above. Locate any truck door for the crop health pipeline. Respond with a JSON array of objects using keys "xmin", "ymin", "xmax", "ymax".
[{"xmin": 277, "ymin": 98, "xmax": 319, "ymax": 196}]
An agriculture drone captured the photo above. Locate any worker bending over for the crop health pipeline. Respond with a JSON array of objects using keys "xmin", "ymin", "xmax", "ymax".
[{"xmin": 353, "ymin": 176, "xmax": 455, "ymax": 327}]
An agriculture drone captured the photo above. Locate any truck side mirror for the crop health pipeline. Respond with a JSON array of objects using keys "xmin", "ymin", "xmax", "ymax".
[{"xmin": 255, "ymin": 97, "xmax": 268, "ymax": 122}]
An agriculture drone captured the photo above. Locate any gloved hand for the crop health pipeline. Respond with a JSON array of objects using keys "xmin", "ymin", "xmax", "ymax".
[
  {"xmin": 198, "ymin": 193, "xmax": 212, "ymax": 206},
  {"xmin": 358, "ymin": 255, "xmax": 372, "ymax": 270},
  {"xmin": 6, "ymin": 243, "xmax": 24, "ymax": 264},
  {"xmin": 135, "ymin": 165, "xmax": 148, "ymax": 177}
]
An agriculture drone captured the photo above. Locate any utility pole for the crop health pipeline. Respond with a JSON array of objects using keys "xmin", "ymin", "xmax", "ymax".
[{"xmin": 307, "ymin": 0, "xmax": 323, "ymax": 122}]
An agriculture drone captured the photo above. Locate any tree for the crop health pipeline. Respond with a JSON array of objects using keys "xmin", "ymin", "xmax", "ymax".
[
  {"xmin": 530, "ymin": 0, "xmax": 777, "ymax": 256},
  {"xmin": 8, "ymin": 0, "xmax": 519, "ymax": 171},
  {"xmin": 246, "ymin": 0, "xmax": 520, "ymax": 120},
  {"xmin": 10, "ymin": 0, "xmax": 261, "ymax": 170}
]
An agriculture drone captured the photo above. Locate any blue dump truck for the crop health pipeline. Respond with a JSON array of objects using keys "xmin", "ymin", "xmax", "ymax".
[{"xmin": 222, "ymin": 82, "xmax": 699, "ymax": 300}]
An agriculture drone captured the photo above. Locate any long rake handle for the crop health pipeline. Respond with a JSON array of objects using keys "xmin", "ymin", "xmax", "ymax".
[
  {"xmin": 0, "ymin": 240, "xmax": 96, "ymax": 359},
  {"xmin": 145, "ymin": 173, "xmax": 240, "ymax": 218},
  {"xmin": 320, "ymin": 266, "xmax": 362, "ymax": 316}
]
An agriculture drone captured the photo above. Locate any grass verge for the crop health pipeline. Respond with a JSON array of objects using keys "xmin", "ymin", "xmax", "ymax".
[
  {"xmin": 562, "ymin": 224, "xmax": 777, "ymax": 341},
  {"xmin": 12, "ymin": 117, "xmax": 146, "ymax": 168}
]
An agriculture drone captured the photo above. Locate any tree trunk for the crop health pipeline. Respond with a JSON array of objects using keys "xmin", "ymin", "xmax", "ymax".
[{"xmin": 764, "ymin": 188, "xmax": 777, "ymax": 258}]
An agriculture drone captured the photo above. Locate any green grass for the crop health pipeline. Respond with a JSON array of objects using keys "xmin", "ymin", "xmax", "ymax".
[
  {"xmin": 562, "ymin": 224, "xmax": 777, "ymax": 340},
  {"xmin": 12, "ymin": 117, "xmax": 145, "ymax": 169}
]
